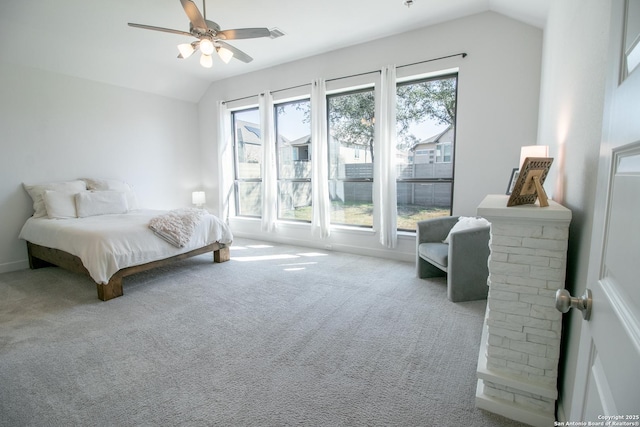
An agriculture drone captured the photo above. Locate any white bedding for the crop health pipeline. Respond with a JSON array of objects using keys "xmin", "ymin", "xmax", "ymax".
[{"xmin": 19, "ymin": 209, "xmax": 233, "ymax": 285}]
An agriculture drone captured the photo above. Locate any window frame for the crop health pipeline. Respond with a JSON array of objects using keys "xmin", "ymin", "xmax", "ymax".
[
  {"xmin": 395, "ymin": 73, "xmax": 458, "ymax": 232},
  {"xmin": 232, "ymin": 106, "xmax": 262, "ymax": 218},
  {"xmin": 326, "ymin": 86, "xmax": 376, "ymax": 228},
  {"xmin": 274, "ymin": 98, "xmax": 312, "ymax": 223},
  {"xmin": 326, "ymin": 87, "xmax": 376, "ymax": 185}
]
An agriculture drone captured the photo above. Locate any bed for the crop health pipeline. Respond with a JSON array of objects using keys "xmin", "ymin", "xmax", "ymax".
[{"xmin": 19, "ymin": 178, "xmax": 233, "ymax": 301}]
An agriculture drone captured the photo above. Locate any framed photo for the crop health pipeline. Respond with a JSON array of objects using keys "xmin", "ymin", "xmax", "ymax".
[
  {"xmin": 506, "ymin": 168, "xmax": 519, "ymax": 195},
  {"xmin": 507, "ymin": 157, "xmax": 554, "ymax": 207}
]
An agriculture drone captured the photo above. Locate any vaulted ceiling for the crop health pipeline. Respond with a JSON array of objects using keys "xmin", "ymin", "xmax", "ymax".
[{"xmin": 0, "ymin": 0, "xmax": 549, "ymax": 102}]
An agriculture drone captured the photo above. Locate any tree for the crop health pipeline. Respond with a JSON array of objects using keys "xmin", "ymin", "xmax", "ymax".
[
  {"xmin": 397, "ymin": 78, "xmax": 456, "ymax": 127},
  {"xmin": 328, "ymin": 90, "xmax": 376, "ymax": 162},
  {"xmin": 287, "ymin": 76, "xmax": 457, "ymax": 160},
  {"xmin": 395, "ymin": 77, "xmax": 457, "ymax": 151}
]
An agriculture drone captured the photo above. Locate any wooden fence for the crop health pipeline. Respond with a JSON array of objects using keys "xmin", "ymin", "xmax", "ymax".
[{"xmin": 238, "ymin": 161, "xmax": 453, "ymax": 211}]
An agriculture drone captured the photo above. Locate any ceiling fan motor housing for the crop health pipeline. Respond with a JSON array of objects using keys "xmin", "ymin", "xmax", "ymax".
[{"xmin": 188, "ymin": 20, "xmax": 222, "ymax": 39}]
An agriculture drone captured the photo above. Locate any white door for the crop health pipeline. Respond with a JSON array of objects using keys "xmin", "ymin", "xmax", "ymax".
[{"xmin": 568, "ymin": 0, "xmax": 640, "ymax": 420}]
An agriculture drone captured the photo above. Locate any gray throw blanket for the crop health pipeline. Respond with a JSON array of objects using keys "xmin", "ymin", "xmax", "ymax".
[{"xmin": 149, "ymin": 208, "xmax": 207, "ymax": 247}]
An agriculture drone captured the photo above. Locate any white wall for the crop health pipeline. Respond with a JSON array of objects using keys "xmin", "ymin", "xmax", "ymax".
[
  {"xmin": 199, "ymin": 11, "xmax": 543, "ymax": 260},
  {"xmin": 0, "ymin": 64, "xmax": 201, "ymax": 272},
  {"xmin": 535, "ymin": 0, "xmax": 612, "ymax": 420}
]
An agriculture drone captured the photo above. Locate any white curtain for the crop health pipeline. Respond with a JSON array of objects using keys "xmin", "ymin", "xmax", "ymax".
[
  {"xmin": 259, "ymin": 92, "xmax": 278, "ymax": 232},
  {"xmin": 375, "ymin": 65, "xmax": 398, "ymax": 248},
  {"xmin": 311, "ymin": 79, "xmax": 331, "ymax": 238},
  {"xmin": 217, "ymin": 101, "xmax": 233, "ymax": 221}
]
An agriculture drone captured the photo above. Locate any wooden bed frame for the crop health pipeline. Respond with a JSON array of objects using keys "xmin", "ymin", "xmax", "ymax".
[{"xmin": 26, "ymin": 241, "xmax": 230, "ymax": 301}]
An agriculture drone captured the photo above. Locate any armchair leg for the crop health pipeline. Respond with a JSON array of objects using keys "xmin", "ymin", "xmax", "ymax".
[{"xmin": 417, "ymin": 257, "xmax": 447, "ymax": 279}]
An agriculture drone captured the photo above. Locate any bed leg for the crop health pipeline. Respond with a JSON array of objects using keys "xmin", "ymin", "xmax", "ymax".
[
  {"xmin": 97, "ymin": 278, "xmax": 124, "ymax": 301},
  {"xmin": 214, "ymin": 246, "xmax": 230, "ymax": 263},
  {"xmin": 28, "ymin": 254, "xmax": 55, "ymax": 269},
  {"xmin": 26, "ymin": 242, "xmax": 54, "ymax": 269}
]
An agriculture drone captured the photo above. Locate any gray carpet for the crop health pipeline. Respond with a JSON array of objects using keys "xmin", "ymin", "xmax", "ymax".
[{"xmin": 0, "ymin": 238, "xmax": 526, "ymax": 426}]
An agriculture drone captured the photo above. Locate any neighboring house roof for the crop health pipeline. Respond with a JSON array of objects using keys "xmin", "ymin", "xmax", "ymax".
[
  {"xmin": 287, "ymin": 135, "xmax": 311, "ymax": 147},
  {"xmin": 411, "ymin": 124, "xmax": 454, "ymax": 151},
  {"xmin": 238, "ymin": 119, "xmax": 309, "ymax": 147},
  {"xmin": 238, "ymin": 118, "xmax": 454, "ymax": 155},
  {"xmin": 236, "ymin": 120, "xmax": 262, "ymax": 146}
]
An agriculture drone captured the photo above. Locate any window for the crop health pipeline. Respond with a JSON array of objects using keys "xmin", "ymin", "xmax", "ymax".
[
  {"xmin": 436, "ymin": 142, "xmax": 452, "ymax": 163},
  {"xmin": 275, "ymin": 99, "xmax": 312, "ymax": 221},
  {"xmin": 232, "ymin": 108, "xmax": 262, "ymax": 217},
  {"xmin": 396, "ymin": 74, "xmax": 458, "ymax": 231},
  {"xmin": 327, "ymin": 88, "xmax": 375, "ymax": 227},
  {"xmin": 230, "ymin": 70, "xmax": 459, "ymax": 235}
]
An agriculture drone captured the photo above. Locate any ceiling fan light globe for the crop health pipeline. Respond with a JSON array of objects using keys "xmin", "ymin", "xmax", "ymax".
[
  {"xmin": 199, "ymin": 38, "xmax": 214, "ymax": 55},
  {"xmin": 200, "ymin": 53, "xmax": 213, "ymax": 68},
  {"xmin": 177, "ymin": 43, "xmax": 195, "ymax": 59},
  {"xmin": 216, "ymin": 47, "xmax": 234, "ymax": 64}
]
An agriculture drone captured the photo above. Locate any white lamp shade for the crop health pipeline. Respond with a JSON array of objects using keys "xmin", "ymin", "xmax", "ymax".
[
  {"xmin": 216, "ymin": 47, "xmax": 234, "ymax": 64},
  {"xmin": 199, "ymin": 38, "xmax": 214, "ymax": 55},
  {"xmin": 519, "ymin": 145, "xmax": 549, "ymax": 168},
  {"xmin": 192, "ymin": 191, "xmax": 206, "ymax": 206},
  {"xmin": 177, "ymin": 43, "xmax": 195, "ymax": 59},
  {"xmin": 200, "ymin": 53, "xmax": 213, "ymax": 68}
]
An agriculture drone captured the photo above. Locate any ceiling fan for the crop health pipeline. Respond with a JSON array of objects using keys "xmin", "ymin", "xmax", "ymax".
[{"xmin": 128, "ymin": 0, "xmax": 280, "ymax": 68}]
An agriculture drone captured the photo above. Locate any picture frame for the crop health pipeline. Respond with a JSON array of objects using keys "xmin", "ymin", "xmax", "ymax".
[
  {"xmin": 506, "ymin": 157, "xmax": 554, "ymax": 207},
  {"xmin": 506, "ymin": 168, "xmax": 519, "ymax": 195}
]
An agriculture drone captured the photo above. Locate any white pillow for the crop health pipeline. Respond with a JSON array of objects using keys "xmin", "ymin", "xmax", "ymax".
[
  {"xmin": 23, "ymin": 180, "xmax": 87, "ymax": 218},
  {"xmin": 443, "ymin": 216, "xmax": 490, "ymax": 243},
  {"xmin": 75, "ymin": 191, "xmax": 129, "ymax": 218},
  {"xmin": 81, "ymin": 178, "xmax": 138, "ymax": 209},
  {"xmin": 82, "ymin": 178, "xmax": 130, "ymax": 191},
  {"xmin": 123, "ymin": 190, "xmax": 138, "ymax": 211},
  {"xmin": 43, "ymin": 190, "xmax": 82, "ymax": 219}
]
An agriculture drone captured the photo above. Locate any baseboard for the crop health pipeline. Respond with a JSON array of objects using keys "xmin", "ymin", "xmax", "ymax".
[
  {"xmin": 556, "ymin": 398, "xmax": 567, "ymax": 423},
  {"xmin": 0, "ymin": 259, "xmax": 29, "ymax": 274}
]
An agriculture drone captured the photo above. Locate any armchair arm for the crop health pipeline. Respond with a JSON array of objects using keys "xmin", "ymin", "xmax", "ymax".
[
  {"xmin": 447, "ymin": 225, "xmax": 491, "ymax": 301},
  {"xmin": 447, "ymin": 225, "xmax": 491, "ymax": 279}
]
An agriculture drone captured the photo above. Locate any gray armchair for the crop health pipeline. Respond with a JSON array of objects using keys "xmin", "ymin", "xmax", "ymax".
[{"xmin": 416, "ymin": 216, "xmax": 490, "ymax": 302}]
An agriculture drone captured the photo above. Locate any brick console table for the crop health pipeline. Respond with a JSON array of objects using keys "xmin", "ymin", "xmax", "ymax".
[{"xmin": 475, "ymin": 194, "xmax": 571, "ymax": 427}]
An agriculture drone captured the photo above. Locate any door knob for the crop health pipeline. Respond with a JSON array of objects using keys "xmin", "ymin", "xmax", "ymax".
[{"xmin": 555, "ymin": 288, "xmax": 592, "ymax": 320}]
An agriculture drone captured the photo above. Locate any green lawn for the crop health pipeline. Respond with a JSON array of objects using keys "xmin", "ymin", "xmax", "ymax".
[
  {"xmin": 397, "ymin": 204, "xmax": 450, "ymax": 230},
  {"xmin": 280, "ymin": 202, "xmax": 450, "ymax": 230}
]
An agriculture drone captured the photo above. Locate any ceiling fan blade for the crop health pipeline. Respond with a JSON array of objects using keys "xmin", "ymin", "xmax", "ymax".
[
  {"xmin": 217, "ymin": 41, "xmax": 253, "ymax": 63},
  {"xmin": 180, "ymin": 0, "xmax": 207, "ymax": 30},
  {"xmin": 128, "ymin": 23, "xmax": 192, "ymax": 37},
  {"xmin": 216, "ymin": 28, "xmax": 271, "ymax": 40}
]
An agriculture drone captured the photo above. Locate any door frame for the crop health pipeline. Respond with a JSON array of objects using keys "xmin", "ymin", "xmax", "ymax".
[{"xmin": 566, "ymin": 0, "xmax": 639, "ymax": 420}]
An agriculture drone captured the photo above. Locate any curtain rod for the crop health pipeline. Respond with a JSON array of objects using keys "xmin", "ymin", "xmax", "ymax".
[
  {"xmin": 222, "ymin": 52, "xmax": 467, "ymax": 105},
  {"xmin": 397, "ymin": 52, "xmax": 467, "ymax": 69}
]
